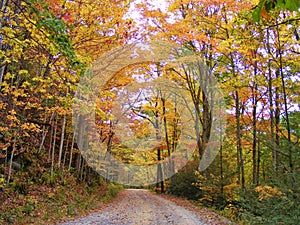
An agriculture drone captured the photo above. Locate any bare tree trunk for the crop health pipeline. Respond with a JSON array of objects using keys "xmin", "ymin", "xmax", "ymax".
[
  {"xmin": 6, "ymin": 133, "xmax": 16, "ymax": 185},
  {"xmin": 220, "ymin": 140, "xmax": 224, "ymax": 195},
  {"xmin": 172, "ymin": 99, "xmax": 178, "ymax": 153},
  {"xmin": 50, "ymin": 113, "xmax": 58, "ymax": 178},
  {"xmin": 171, "ymin": 100, "xmax": 179, "ymax": 174},
  {"xmin": 156, "ymin": 65, "xmax": 164, "ymax": 193},
  {"xmin": 58, "ymin": 112, "xmax": 67, "ymax": 169},
  {"xmin": 276, "ymin": 24, "xmax": 293, "ymax": 173},
  {"xmin": 252, "ymin": 61, "xmax": 258, "ymax": 186},
  {"xmin": 62, "ymin": 135, "xmax": 69, "ymax": 170},
  {"xmin": 156, "ymin": 118, "xmax": 164, "ymax": 193},
  {"xmin": 0, "ymin": 65, "xmax": 4, "ymax": 86},
  {"xmin": 86, "ymin": 167, "xmax": 90, "ymax": 184},
  {"xmin": 161, "ymin": 97, "xmax": 170, "ymax": 156},
  {"xmin": 76, "ymin": 154, "xmax": 81, "ymax": 178},
  {"xmin": 68, "ymin": 130, "xmax": 76, "ymax": 170},
  {"xmin": 48, "ymin": 120, "xmax": 54, "ymax": 160},
  {"xmin": 105, "ymin": 124, "xmax": 114, "ymax": 182},
  {"xmin": 80, "ymin": 158, "xmax": 84, "ymax": 180},
  {"xmin": 4, "ymin": 145, "xmax": 8, "ymax": 167},
  {"xmin": 58, "ymin": 87, "xmax": 69, "ymax": 169},
  {"xmin": 75, "ymin": 114, "xmax": 85, "ymax": 176},
  {"xmin": 0, "ymin": 0, "xmax": 9, "ymax": 86},
  {"xmin": 275, "ymin": 71, "xmax": 280, "ymax": 173},
  {"xmin": 235, "ymin": 90, "xmax": 245, "ymax": 189},
  {"xmin": 39, "ymin": 111, "xmax": 54, "ymax": 153},
  {"xmin": 257, "ymin": 130, "xmax": 261, "ymax": 186},
  {"xmin": 161, "ymin": 96, "xmax": 174, "ymax": 177},
  {"xmin": 202, "ymin": 89, "xmax": 212, "ymax": 153},
  {"xmin": 267, "ymin": 28, "xmax": 277, "ymax": 177},
  {"xmin": 252, "ymin": 100, "xmax": 258, "ymax": 186}
]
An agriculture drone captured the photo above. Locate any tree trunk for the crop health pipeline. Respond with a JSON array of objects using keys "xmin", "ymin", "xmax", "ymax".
[
  {"xmin": 76, "ymin": 154, "xmax": 82, "ymax": 177},
  {"xmin": 220, "ymin": 140, "xmax": 224, "ymax": 195},
  {"xmin": 252, "ymin": 61, "xmax": 258, "ymax": 186},
  {"xmin": 76, "ymin": 114, "xmax": 85, "ymax": 176},
  {"xmin": 68, "ymin": 129, "xmax": 76, "ymax": 170},
  {"xmin": 62, "ymin": 135, "xmax": 69, "ymax": 170},
  {"xmin": 58, "ymin": 112, "xmax": 67, "ymax": 169},
  {"xmin": 235, "ymin": 90, "xmax": 245, "ymax": 189},
  {"xmin": 202, "ymin": 89, "xmax": 212, "ymax": 153},
  {"xmin": 80, "ymin": 158, "xmax": 84, "ymax": 180},
  {"xmin": 105, "ymin": 125, "xmax": 114, "ymax": 182},
  {"xmin": 155, "ymin": 112, "xmax": 164, "ymax": 193},
  {"xmin": 275, "ymin": 71, "xmax": 280, "ymax": 173},
  {"xmin": 276, "ymin": 24, "xmax": 293, "ymax": 173},
  {"xmin": 257, "ymin": 130, "xmax": 261, "ymax": 186},
  {"xmin": 39, "ymin": 111, "xmax": 54, "ymax": 153},
  {"xmin": 6, "ymin": 133, "xmax": 16, "ymax": 185},
  {"xmin": 153, "ymin": 91, "xmax": 164, "ymax": 193},
  {"xmin": 267, "ymin": 28, "xmax": 277, "ymax": 177},
  {"xmin": 48, "ymin": 121, "xmax": 54, "ymax": 160},
  {"xmin": 50, "ymin": 113, "xmax": 58, "ymax": 178},
  {"xmin": 161, "ymin": 96, "xmax": 174, "ymax": 177},
  {"xmin": 0, "ymin": 0, "xmax": 8, "ymax": 86}
]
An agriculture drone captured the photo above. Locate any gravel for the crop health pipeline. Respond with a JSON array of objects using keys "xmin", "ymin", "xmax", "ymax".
[{"xmin": 59, "ymin": 189, "xmax": 209, "ymax": 225}]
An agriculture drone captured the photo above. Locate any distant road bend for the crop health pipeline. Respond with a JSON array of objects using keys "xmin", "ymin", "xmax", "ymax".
[{"xmin": 60, "ymin": 189, "xmax": 231, "ymax": 225}]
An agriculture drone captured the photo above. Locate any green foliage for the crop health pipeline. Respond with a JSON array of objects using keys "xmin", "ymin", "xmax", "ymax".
[
  {"xmin": 195, "ymin": 171, "xmax": 232, "ymax": 210},
  {"xmin": 236, "ymin": 183, "xmax": 300, "ymax": 224},
  {"xmin": 102, "ymin": 183, "xmax": 124, "ymax": 203},
  {"xmin": 166, "ymin": 160, "xmax": 202, "ymax": 200},
  {"xmin": 0, "ymin": 175, "xmax": 5, "ymax": 189},
  {"xmin": 253, "ymin": 0, "xmax": 300, "ymax": 21},
  {"xmin": 24, "ymin": 0, "xmax": 79, "ymax": 65}
]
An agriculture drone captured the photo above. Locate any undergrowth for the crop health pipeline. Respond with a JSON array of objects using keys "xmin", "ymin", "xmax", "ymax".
[{"xmin": 0, "ymin": 170, "xmax": 123, "ymax": 224}]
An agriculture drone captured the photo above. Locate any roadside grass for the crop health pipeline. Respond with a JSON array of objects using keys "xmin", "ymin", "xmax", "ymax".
[{"xmin": 0, "ymin": 172, "xmax": 123, "ymax": 225}]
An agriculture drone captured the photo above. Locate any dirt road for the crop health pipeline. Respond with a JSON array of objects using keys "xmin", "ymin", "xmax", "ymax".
[{"xmin": 59, "ymin": 189, "xmax": 231, "ymax": 225}]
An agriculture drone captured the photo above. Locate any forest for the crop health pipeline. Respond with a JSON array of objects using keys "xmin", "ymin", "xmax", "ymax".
[{"xmin": 0, "ymin": 0, "xmax": 299, "ymax": 224}]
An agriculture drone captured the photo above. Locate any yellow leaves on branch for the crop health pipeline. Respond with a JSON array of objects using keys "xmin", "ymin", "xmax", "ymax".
[
  {"xmin": 63, "ymin": 0, "xmax": 131, "ymax": 60},
  {"xmin": 6, "ymin": 110, "xmax": 20, "ymax": 125},
  {"xmin": 0, "ymin": 127, "xmax": 9, "ymax": 139},
  {"xmin": 255, "ymin": 185, "xmax": 285, "ymax": 201},
  {"xmin": 50, "ymin": 106, "xmax": 68, "ymax": 116},
  {"xmin": 0, "ymin": 102, "xmax": 7, "ymax": 110},
  {"xmin": 0, "ymin": 142, "xmax": 10, "ymax": 151},
  {"xmin": 21, "ymin": 123, "xmax": 42, "ymax": 137}
]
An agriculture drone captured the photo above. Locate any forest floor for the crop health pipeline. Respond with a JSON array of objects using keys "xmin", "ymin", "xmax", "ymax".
[{"xmin": 57, "ymin": 189, "xmax": 234, "ymax": 225}]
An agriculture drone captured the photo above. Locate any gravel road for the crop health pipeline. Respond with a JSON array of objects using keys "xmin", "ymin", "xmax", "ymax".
[{"xmin": 59, "ymin": 189, "xmax": 212, "ymax": 225}]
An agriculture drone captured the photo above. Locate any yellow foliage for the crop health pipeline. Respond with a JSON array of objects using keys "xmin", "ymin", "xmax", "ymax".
[
  {"xmin": 223, "ymin": 183, "xmax": 240, "ymax": 199},
  {"xmin": 255, "ymin": 185, "xmax": 285, "ymax": 201},
  {"xmin": 21, "ymin": 123, "xmax": 41, "ymax": 133}
]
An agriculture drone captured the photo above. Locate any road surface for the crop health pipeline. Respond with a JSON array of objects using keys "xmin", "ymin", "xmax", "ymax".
[{"xmin": 59, "ymin": 189, "xmax": 231, "ymax": 225}]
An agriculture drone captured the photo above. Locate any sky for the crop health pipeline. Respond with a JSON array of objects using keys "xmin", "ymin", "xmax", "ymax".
[{"xmin": 125, "ymin": 0, "xmax": 168, "ymax": 25}]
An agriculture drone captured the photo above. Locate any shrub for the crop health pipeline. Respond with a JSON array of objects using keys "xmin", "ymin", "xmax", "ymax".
[
  {"xmin": 237, "ymin": 185, "xmax": 300, "ymax": 224},
  {"xmin": 167, "ymin": 160, "xmax": 202, "ymax": 200}
]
